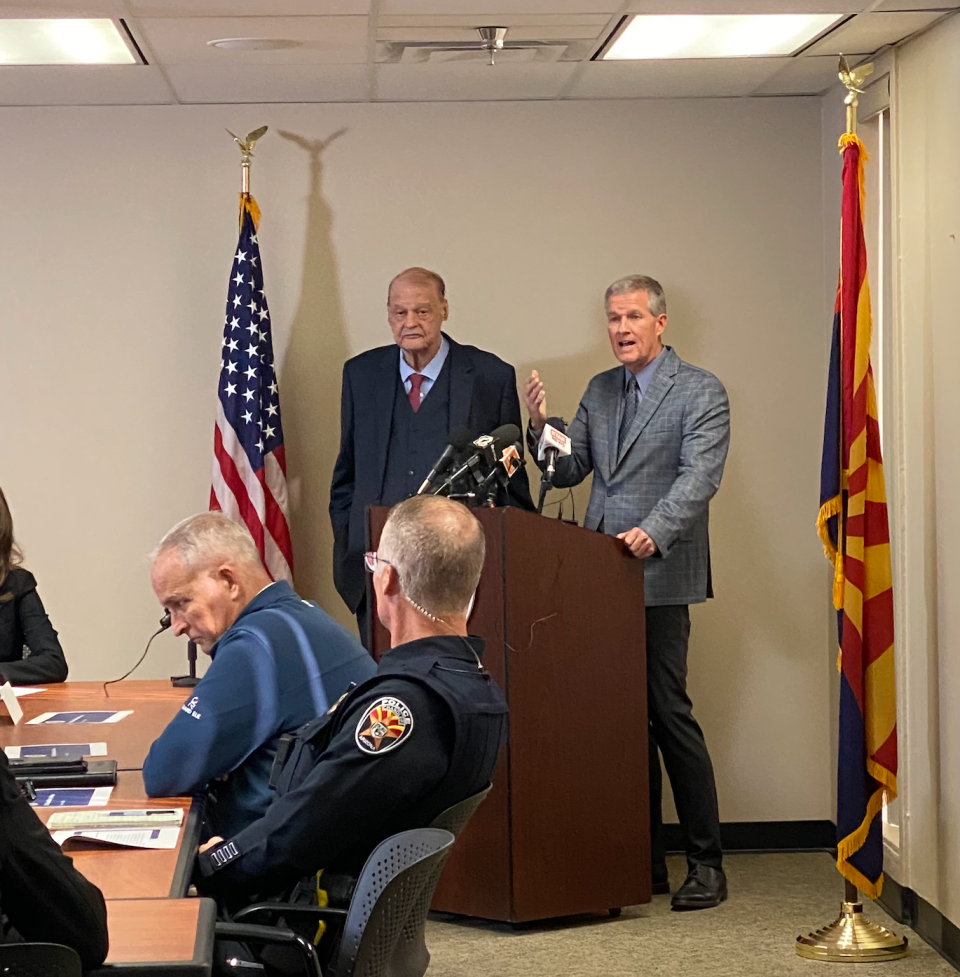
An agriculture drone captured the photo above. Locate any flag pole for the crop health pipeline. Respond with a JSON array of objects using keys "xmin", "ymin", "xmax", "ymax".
[
  {"xmin": 227, "ymin": 125, "xmax": 268, "ymax": 207},
  {"xmin": 795, "ymin": 56, "xmax": 907, "ymax": 964}
]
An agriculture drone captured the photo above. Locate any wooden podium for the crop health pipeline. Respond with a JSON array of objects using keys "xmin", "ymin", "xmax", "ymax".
[{"xmin": 367, "ymin": 505, "xmax": 650, "ymax": 923}]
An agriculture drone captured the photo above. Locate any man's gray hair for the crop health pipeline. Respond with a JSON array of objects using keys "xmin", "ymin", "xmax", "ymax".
[
  {"xmin": 380, "ymin": 496, "xmax": 485, "ymax": 617},
  {"xmin": 604, "ymin": 275, "xmax": 667, "ymax": 316},
  {"xmin": 152, "ymin": 512, "xmax": 262, "ymax": 571}
]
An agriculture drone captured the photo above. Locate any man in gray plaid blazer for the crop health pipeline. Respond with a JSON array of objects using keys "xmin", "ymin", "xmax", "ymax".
[{"xmin": 525, "ymin": 274, "xmax": 730, "ymax": 910}]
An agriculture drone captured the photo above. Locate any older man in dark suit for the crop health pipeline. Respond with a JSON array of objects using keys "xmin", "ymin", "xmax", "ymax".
[
  {"xmin": 525, "ymin": 274, "xmax": 730, "ymax": 910},
  {"xmin": 330, "ymin": 267, "xmax": 533, "ymax": 643}
]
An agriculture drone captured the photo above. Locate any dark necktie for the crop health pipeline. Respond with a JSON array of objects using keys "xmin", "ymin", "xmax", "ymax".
[
  {"xmin": 618, "ymin": 378, "xmax": 639, "ymax": 455},
  {"xmin": 408, "ymin": 374, "xmax": 425, "ymax": 412}
]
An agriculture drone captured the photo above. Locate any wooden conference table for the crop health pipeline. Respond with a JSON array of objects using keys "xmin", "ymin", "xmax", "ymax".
[{"xmin": 0, "ymin": 681, "xmax": 215, "ymax": 975}]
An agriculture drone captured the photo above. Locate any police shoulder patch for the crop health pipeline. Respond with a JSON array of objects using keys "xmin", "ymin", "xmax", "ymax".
[{"xmin": 355, "ymin": 697, "xmax": 414, "ymax": 755}]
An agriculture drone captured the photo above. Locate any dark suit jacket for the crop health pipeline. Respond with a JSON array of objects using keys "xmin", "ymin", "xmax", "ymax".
[
  {"xmin": 0, "ymin": 750, "xmax": 109, "ymax": 969},
  {"xmin": 330, "ymin": 334, "xmax": 533, "ymax": 612},
  {"xmin": 0, "ymin": 568, "xmax": 68, "ymax": 685},
  {"xmin": 531, "ymin": 347, "xmax": 730, "ymax": 606}
]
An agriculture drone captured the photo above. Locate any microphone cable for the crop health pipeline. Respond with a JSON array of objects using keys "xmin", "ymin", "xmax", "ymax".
[{"xmin": 103, "ymin": 611, "xmax": 171, "ymax": 697}]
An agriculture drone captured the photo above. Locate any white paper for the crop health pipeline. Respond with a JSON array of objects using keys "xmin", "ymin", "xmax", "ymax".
[
  {"xmin": 11, "ymin": 687, "xmax": 46, "ymax": 697},
  {"xmin": 4, "ymin": 742, "xmax": 108, "ymax": 759},
  {"xmin": 47, "ymin": 808, "xmax": 184, "ymax": 830},
  {"xmin": 0, "ymin": 682, "xmax": 23, "ymax": 725},
  {"xmin": 27, "ymin": 710, "xmax": 133, "ymax": 726},
  {"xmin": 54, "ymin": 827, "xmax": 180, "ymax": 850},
  {"xmin": 31, "ymin": 786, "xmax": 113, "ymax": 808}
]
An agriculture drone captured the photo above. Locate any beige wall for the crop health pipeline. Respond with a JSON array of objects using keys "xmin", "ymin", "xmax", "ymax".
[
  {"xmin": 887, "ymin": 12, "xmax": 960, "ymax": 925},
  {"xmin": 1, "ymin": 95, "xmax": 832, "ymax": 821}
]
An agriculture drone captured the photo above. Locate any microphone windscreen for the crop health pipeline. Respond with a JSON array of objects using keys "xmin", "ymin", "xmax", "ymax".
[
  {"xmin": 449, "ymin": 425, "xmax": 476, "ymax": 451},
  {"xmin": 545, "ymin": 416, "xmax": 567, "ymax": 434},
  {"xmin": 489, "ymin": 423, "xmax": 521, "ymax": 447}
]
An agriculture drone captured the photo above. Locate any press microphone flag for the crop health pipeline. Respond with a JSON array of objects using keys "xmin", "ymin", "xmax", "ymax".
[
  {"xmin": 537, "ymin": 417, "xmax": 569, "ymax": 514},
  {"xmin": 433, "ymin": 424, "xmax": 521, "ymax": 496},
  {"xmin": 538, "ymin": 421, "xmax": 571, "ymax": 462}
]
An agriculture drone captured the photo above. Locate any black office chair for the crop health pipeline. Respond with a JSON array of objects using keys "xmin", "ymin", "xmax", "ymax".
[
  {"xmin": 0, "ymin": 943, "xmax": 83, "ymax": 977},
  {"xmin": 390, "ymin": 786, "xmax": 493, "ymax": 977},
  {"xmin": 220, "ymin": 827, "xmax": 455, "ymax": 977}
]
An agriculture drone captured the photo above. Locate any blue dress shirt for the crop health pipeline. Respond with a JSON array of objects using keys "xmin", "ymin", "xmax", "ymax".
[{"xmin": 399, "ymin": 336, "xmax": 450, "ymax": 403}]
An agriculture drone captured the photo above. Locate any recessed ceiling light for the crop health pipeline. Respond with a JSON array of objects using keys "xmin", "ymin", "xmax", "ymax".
[
  {"xmin": 0, "ymin": 19, "xmax": 137, "ymax": 65},
  {"xmin": 207, "ymin": 38, "xmax": 303, "ymax": 51},
  {"xmin": 600, "ymin": 14, "xmax": 844, "ymax": 60}
]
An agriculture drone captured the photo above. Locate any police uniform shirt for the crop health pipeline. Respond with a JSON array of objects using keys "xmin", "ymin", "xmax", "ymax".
[{"xmin": 197, "ymin": 634, "xmax": 507, "ymax": 900}]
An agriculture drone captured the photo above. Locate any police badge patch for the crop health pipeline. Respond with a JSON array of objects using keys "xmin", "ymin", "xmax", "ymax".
[{"xmin": 355, "ymin": 697, "xmax": 414, "ymax": 755}]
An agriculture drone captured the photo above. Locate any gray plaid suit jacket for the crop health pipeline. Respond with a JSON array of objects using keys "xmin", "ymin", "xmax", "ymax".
[{"xmin": 543, "ymin": 346, "xmax": 729, "ymax": 606}]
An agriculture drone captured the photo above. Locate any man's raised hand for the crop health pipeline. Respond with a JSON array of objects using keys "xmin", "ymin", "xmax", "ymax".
[{"xmin": 525, "ymin": 370, "xmax": 548, "ymax": 434}]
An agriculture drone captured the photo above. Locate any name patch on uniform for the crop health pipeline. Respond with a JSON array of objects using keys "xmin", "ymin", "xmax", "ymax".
[{"xmin": 355, "ymin": 697, "xmax": 414, "ymax": 755}]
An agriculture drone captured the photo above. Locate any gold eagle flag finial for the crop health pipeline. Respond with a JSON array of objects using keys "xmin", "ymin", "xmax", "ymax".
[
  {"xmin": 226, "ymin": 126, "xmax": 268, "ymax": 195},
  {"xmin": 838, "ymin": 56, "xmax": 874, "ymax": 136}
]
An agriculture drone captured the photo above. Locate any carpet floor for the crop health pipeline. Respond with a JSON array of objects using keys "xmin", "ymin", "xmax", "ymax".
[{"xmin": 424, "ymin": 852, "xmax": 952, "ymax": 977}]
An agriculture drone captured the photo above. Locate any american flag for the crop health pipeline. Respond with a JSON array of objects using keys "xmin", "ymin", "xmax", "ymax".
[{"xmin": 209, "ymin": 195, "xmax": 294, "ymax": 582}]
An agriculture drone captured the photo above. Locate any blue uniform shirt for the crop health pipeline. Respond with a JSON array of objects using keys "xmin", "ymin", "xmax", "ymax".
[{"xmin": 143, "ymin": 581, "xmax": 375, "ymax": 837}]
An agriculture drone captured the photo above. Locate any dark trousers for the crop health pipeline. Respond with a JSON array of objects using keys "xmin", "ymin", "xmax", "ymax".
[
  {"xmin": 646, "ymin": 604, "xmax": 722, "ymax": 874},
  {"xmin": 355, "ymin": 593, "xmax": 372, "ymax": 653}
]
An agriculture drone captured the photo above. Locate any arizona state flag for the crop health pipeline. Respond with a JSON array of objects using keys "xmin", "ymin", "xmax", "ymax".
[{"xmin": 818, "ymin": 133, "xmax": 898, "ymax": 900}]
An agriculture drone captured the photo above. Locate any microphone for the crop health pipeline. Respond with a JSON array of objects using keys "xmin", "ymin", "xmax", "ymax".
[
  {"xmin": 537, "ymin": 417, "xmax": 570, "ymax": 514},
  {"xmin": 476, "ymin": 441, "xmax": 524, "ymax": 504},
  {"xmin": 433, "ymin": 424, "xmax": 521, "ymax": 497},
  {"xmin": 417, "ymin": 426, "xmax": 475, "ymax": 495}
]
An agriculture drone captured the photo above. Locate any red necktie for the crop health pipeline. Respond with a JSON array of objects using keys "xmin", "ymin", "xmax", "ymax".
[{"xmin": 409, "ymin": 374, "xmax": 425, "ymax": 412}]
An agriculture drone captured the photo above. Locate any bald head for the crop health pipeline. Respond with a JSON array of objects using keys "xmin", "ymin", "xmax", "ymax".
[
  {"xmin": 387, "ymin": 267, "xmax": 445, "ymax": 304},
  {"xmin": 379, "ymin": 495, "xmax": 485, "ymax": 618}
]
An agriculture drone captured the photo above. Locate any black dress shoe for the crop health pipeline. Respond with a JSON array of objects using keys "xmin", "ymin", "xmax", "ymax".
[{"xmin": 670, "ymin": 865, "xmax": 727, "ymax": 910}]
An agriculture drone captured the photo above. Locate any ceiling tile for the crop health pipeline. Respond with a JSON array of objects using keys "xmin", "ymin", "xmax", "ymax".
[
  {"xmin": 377, "ymin": 26, "xmax": 604, "ymax": 42},
  {"xmin": 128, "ymin": 0, "xmax": 371, "ymax": 14},
  {"xmin": 0, "ymin": 64, "xmax": 173, "ymax": 104},
  {"xmin": 625, "ymin": 0, "xmax": 863, "ymax": 11},
  {"xmin": 566, "ymin": 57, "xmax": 786, "ymax": 98},
  {"xmin": 804, "ymin": 10, "xmax": 945, "ymax": 54},
  {"xmin": 164, "ymin": 62, "xmax": 368, "ymax": 102},
  {"xmin": 375, "ymin": 61, "xmax": 577, "ymax": 100},
  {"xmin": 136, "ymin": 16, "xmax": 368, "ymax": 64},
  {"xmin": 380, "ymin": 0, "xmax": 622, "ymax": 13},
  {"xmin": 378, "ymin": 14, "xmax": 611, "ymax": 27},
  {"xmin": 751, "ymin": 54, "xmax": 844, "ymax": 94},
  {"xmin": 0, "ymin": 2, "xmax": 117, "ymax": 14},
  {"xmin": 873, "ymin": 0, "xmax": 960, "ymax": 9}
]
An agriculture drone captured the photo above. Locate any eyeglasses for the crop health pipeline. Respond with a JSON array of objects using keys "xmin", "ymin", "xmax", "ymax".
[{"xmin": 363, "ymin": 551, "xmax": 394, "ymax": 574}]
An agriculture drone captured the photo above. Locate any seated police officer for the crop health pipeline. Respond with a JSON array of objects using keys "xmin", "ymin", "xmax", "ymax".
[
  {"xmin": 196, "ymin": 494, "xmax": 508, "ymax": 905},
  {"xmin": 143, "ymin": 512, "xmax": 375, "ymax": 838}
]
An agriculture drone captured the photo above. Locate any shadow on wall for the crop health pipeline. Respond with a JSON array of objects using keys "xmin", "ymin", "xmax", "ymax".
[{"xmin": 277, "ymin": 128, "xmax": 354, "ymax": 630}]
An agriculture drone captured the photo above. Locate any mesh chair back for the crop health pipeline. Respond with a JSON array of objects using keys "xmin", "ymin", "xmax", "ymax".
[
  {"xmin": 0, "ymin": 943, "xmax": 83, "ymax": 977},
  {"xmin": 429, "ymin": 785, "xmax": 491, "ymax": 837},
  {"xmin": 381, "ymin": 786, "xmax": 493, "ymax": 977},
  {"xmin": 330, "ymin": 828, "xmax": 454, "ymax": 977}
]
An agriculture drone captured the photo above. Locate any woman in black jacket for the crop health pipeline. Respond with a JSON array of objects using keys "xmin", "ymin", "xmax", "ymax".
[
  {"xmin": 0, "ymin": 750, "xmax": 109, "ymax": 968},
  {"xmin": 0, "ymin": 486, "xmax": 68, "ymax": 684}
]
